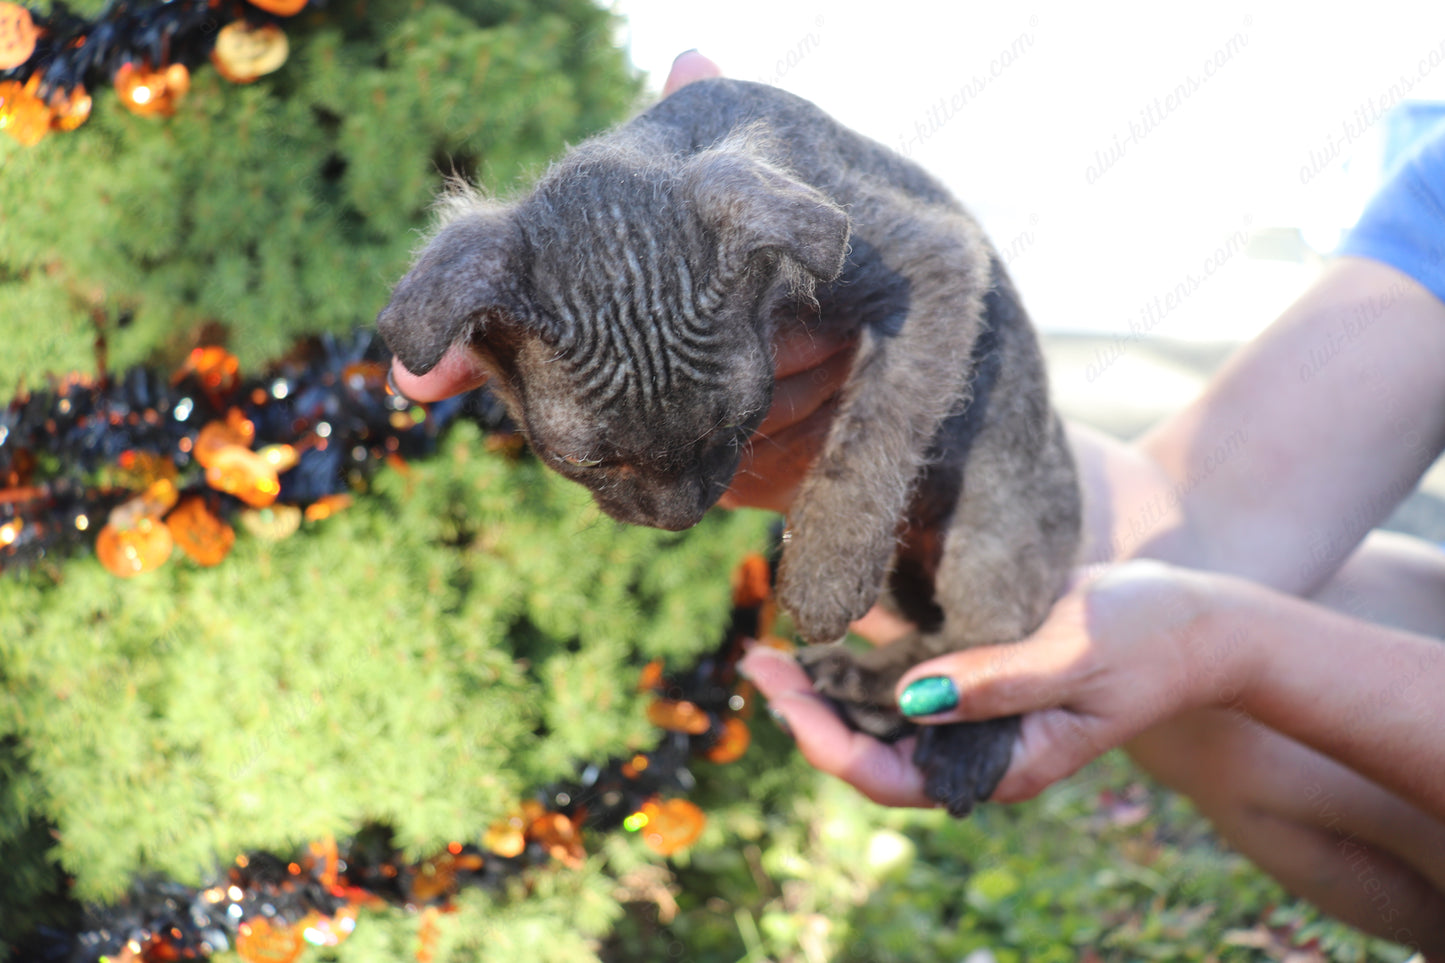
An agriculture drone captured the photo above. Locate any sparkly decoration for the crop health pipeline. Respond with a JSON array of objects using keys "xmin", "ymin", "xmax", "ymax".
[
  {"xmin": 703, "ymin": 716, "xmax": 751, "ymax": 764},
  {"xmin": 114, "ymin": 61, "xmax": 191, "ymax": 117},
  {"xmin": 95, "ymin": 516, "xmax": 173, "ymax": 577},
  {"xmin": 483, "ymin": 813, "xmax": 527, "ymax": 859},
  {"xmin": 0, "ymin": 74, "xmax": 48, "ymax": 145},
  {"xmin": 526, "ymin": 805, "xmax": 586, "ymax": 869},
  {"xmin": 107, "ymin": 479, "xmax": 179, "ymax": 530},
  {"xmin": 175, "ymin": 346, "xmax": 242, "ymax": 396},
  {"xmin": 166, "ymin": 496, "xmax": 236, "ymax": 566},
  {"xmin": 211, "ymin": 21, "xmax": 289, "ymax": 84},
  {"xmin": 635, "ymin": 798, "xmax": 707, "ymax": 856},
  {"xmin": 248, "ymin": 0, "xmax": 309, "ymax": 16},
  {"xmin": 303, "ymin": 493, "xmax": 351, "ymax": 522},
  {"xmin": 112, "ymin": 450, "xmax": 178, "ymax": 491},
  {"xmin": 646, "ymin": 698, "xmax": 712, "ymax": 735},
  {"xmin": 732, "ymin": 551, "xmax": 772, "ymax": 607},
  {"xmin": 0, "ymin": 0, "xmax": 322, "ymax": 145},
  {"xmin": 411, "ymin": 850, "xmax": 486, "ymax": 902},
  {"xmin": 205, "ymin": 445, "xmax": 281, "ymax": 508},
  {"xmin": 235, "ymin": 917, "xmax": 305, "ymax": 963},
  {"xmin": 47, "ymin": 81, "xmax": 91, "ymax": 131},
  {"xmin": 193, "ymin": 412, "xmax": 257, "ymax": 469},
  {"xmin": 238, "ymin": 505, "xmax": 302, "ymax": 541},
  {"xmin": 0, "ymin": 3, "xmax": 37, "ymax": 70}
]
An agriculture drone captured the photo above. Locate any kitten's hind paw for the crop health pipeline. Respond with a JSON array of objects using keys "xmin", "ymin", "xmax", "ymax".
[
  {"xmin": 797, "ymin": 644, "xmax": 912, "ymax": 741},
  {"xmin": 912, "ymin": 715, "xmax": 1020, "ymax": 818}
]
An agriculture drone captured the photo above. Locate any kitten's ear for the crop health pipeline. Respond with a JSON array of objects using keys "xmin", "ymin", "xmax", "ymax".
[
  {"xmin": 684, "ymin": 147, "xmax": 850, "ymax": 282},
  {"xmin": 377, "ymin": 209, "xmax": 525, "ymax": 376}
]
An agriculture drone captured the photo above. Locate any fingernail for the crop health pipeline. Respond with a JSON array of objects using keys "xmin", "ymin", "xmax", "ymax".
[
  {"xmin": 899, "ymin": 676, "xmax": 959, "ymax": 718},
  {"xmin": 671, "ymin": 48, "xmax": 700, "ymax": 65},
  {"xmin": 385, "ymin": 365, "xmax": 413, "ymax": 403},
  {"xmin": 766, "ymin": 704, "xmax": 794, "ymax": 739}
]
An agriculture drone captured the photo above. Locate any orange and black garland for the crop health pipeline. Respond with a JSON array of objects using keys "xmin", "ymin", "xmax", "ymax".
[
  {"xmin": 0, "ymin": 0, "xmax": 306, "ymax": 146},
  {"xmin": 4, "ymin": 331, "xmax": 787, "ymax": 962}
]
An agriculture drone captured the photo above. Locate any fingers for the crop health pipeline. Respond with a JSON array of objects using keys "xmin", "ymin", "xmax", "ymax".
[
  {"xmin": 388, "ymin": 344, "xmax": 489, "ymax": 403},
  {"xmin": 716, "ymin": 330, "xmax": 857, "ymax": 512},
  {"xmin": 662, "ymin": 50, "xmax": 722, "ymax": 97},
  {"xmin": 738, "ymin": 646, "xmax": 933, "ymax": 809},
  {"xmin": 895, "ymin": 595, "xmax": 1091, "ymax": 725},
  {"xmin": 989, "ymin": 708, "xmax": 1101, "ymax": 803}
]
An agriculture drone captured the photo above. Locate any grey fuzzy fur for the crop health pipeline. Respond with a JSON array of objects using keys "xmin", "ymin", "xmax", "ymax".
[{"xmin": 377, "ymin": 79, "xmax": 1081, "ymax": 816}]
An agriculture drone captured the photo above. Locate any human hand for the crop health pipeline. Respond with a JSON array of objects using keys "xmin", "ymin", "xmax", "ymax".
[{"xmin": 739, "ymin": 560, "xmax": 1233, "ymax": 807}]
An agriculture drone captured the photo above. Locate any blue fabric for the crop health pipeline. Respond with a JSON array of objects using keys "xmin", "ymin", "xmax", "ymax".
[{"xmin": 1337, "ymin": 124, "xmax": 1445, "ymax": 306}]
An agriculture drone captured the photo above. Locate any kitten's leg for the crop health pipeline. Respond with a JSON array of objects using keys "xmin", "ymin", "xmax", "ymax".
[{"xmin": 777, "ymin": 213, "xmax": 993, "ymax": 644}]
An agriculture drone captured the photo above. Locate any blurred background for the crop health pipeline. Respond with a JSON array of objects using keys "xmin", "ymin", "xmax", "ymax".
[{"xmin": 617, "ymin": 0, "xmax": 1445, "ymax": 342}]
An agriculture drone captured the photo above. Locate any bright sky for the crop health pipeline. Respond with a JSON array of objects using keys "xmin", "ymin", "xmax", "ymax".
[{"xmin": 613, "ymin": 0, "xmax": 1445, "ymax": 340}]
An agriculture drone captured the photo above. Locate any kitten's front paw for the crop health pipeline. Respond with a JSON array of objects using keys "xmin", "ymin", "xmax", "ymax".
[
  {"xmin": 912, "ymin": 716, "xmax": 1020, "ymax": 818},
  {"xmin": 776, "ymin": 524, "xmax": 887, "ymax": 644}
]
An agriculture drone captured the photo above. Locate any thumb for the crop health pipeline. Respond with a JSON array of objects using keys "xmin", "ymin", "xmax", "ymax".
[{"xmin": 894, "ymin": 596, "xmax": 1090, "ymax": 724}]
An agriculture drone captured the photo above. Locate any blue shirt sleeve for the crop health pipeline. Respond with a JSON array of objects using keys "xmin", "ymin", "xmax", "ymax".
[{"xmin": 1337, "ymin": 125, "xmax": 1445, "ymax": 306}]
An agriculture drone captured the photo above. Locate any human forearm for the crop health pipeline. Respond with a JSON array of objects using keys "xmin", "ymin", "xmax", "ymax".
[
  {"xmin": 1130, "ymin": 258, "xmax": 1445, "ymax": 591},
  {"xmin": 1200, "ymin": 573, "xmax": 1445, "ymax": 819}
]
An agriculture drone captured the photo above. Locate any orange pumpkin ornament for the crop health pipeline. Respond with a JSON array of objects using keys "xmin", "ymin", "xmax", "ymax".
[
  {"xmin": 248, "ymin": 0, "xmax": 308, "ymax": 15},
  {"xmin": 483, "ymin": 813, "xmax": 527, "ymax": 858},
  {"xmin": 192, "ymin": 412, "xmax": 255, "ymax": 469},
  {"xmin": 239, "ymin": 504, "xmax": 302, "ymax": 541},
  {"xmin": 526, "ymin": 809, "xmax": 586, "ymax": 868},
  {"xmin": 235, "ymin": 916, "xmax": 305, "ymax": 963},
  {"xmin": 731, "ymin": 552, "xmax": 772, "ymax": 608},
  {"xmin": 114, "ymin": 61, "xmax": 190, "ymax": 117},
  {"xmin": 108, "ymin": 479, "xmax": 180, "ymax": 530},
  {"xmin": 303, "ymin": 493, "xmax": 351, "ymax": 522},
  {"xmin": 205, "ymin": 446, "xmax": 281, "ymax": 507},
  {"xmin": 211, "ymin": 20, "xmax": 289, "ymax": 84},
  {"xmin": 174, "ymin": 345, "xmax": 240, "ymax": 394},
  {"xmin": 0, "ymin": 76, "xmax": 50, "ymax": 146},
  {"xmin": 703, "ymin": 716, "xmax": 751, "ymax": 764},
  {"xmin": 165, "ymin": 496, "xmax": 235, "ymax": 566},
  {"xmin": 0, "ymin": 3, "xmax": 38, "ymax": 71},
  {"xmin": 646, "ymin": 698, "xmax": 712, "ymax": 735},
  {"xmin": 47, "ymin": 83, "xmax": 91, "ymax": 132},
  {"xmin": 636, "ymin": 798, "xmax": 706, "ymax": 856},
  {"xmin": 96, "ymin": 517, "xmax": 173, "ymax": 577}
]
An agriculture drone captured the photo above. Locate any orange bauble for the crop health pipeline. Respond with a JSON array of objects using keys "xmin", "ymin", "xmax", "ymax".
[
  {"xmin": 0, "ymin": 3, "xmax": 38, "ymax": 71},
  {"xmin": 114, "ymin": 61, "xmax": 190, "ymax": 117},
  {"xmin": 95, "ymin": 518, "xmax": 174, "ymax": 577},
  {"xmin": 211, "ymin": 21, "xmax": 289, "ymax": 84},
  {"xmin": 646, "ymin": 698, "xmax": 712, "ymax": 735},
  {"xmin": 703, "ymin": 716, "xmax": 751, "ymax": 764},
  {"xmin": 205, "ymin": 446, "xmax": 281, "ymax": 507},
  {"xmin": 235, "ymin": 916, "xmax": 305, "ymax": 963},
  {"xmin": 637, "ymin": 798, "xmax": 706, "ymax": 856},
  {"xmin": 247, "ymin": 0, "xmax": 308, "ymax": 15},
  {"xmin": 0, "ymin": 76, "xmax": 50, "ymax": 146},
  {"xmin": 165, "ymin": 496, "xmax": 236, "ymax": 566}
]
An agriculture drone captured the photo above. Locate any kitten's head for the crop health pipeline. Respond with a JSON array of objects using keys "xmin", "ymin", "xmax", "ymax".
[{"xmin": 378, "ymin": 138, "xmax": 850, "ymax": 530}]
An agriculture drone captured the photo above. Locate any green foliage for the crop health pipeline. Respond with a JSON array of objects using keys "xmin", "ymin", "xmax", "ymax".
[
  {"xmin": 0, "ymin": 424, "xmax": 769, "ymax": 902},
  {"xmin": 0, "ymin": 0, "xmax": 642, "ymax": 390},
  {"xmin": 606, "ymin": 753, "xmax": 1411, "ymax": 963}
]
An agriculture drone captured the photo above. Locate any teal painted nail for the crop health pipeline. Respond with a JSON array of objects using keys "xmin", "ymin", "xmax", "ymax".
[{"xmin": 899, "ymin": 676, "xmax": 959, "ymax": 718}]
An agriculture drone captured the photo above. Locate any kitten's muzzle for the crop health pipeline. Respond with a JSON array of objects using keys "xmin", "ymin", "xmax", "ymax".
[{"xmin": 591, "ymin": 441, "xmax": 742, "ymax": 531}]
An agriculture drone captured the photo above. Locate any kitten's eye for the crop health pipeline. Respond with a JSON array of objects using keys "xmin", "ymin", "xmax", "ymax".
[{"xmin": 559, "ymin": 453, "xmax": 602, "ymax": 468}]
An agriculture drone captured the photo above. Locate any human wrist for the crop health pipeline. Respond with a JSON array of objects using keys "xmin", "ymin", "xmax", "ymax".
[{"xmin": 1178, "ymin": 570, "xmax": 1268, "ymax": 712}]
